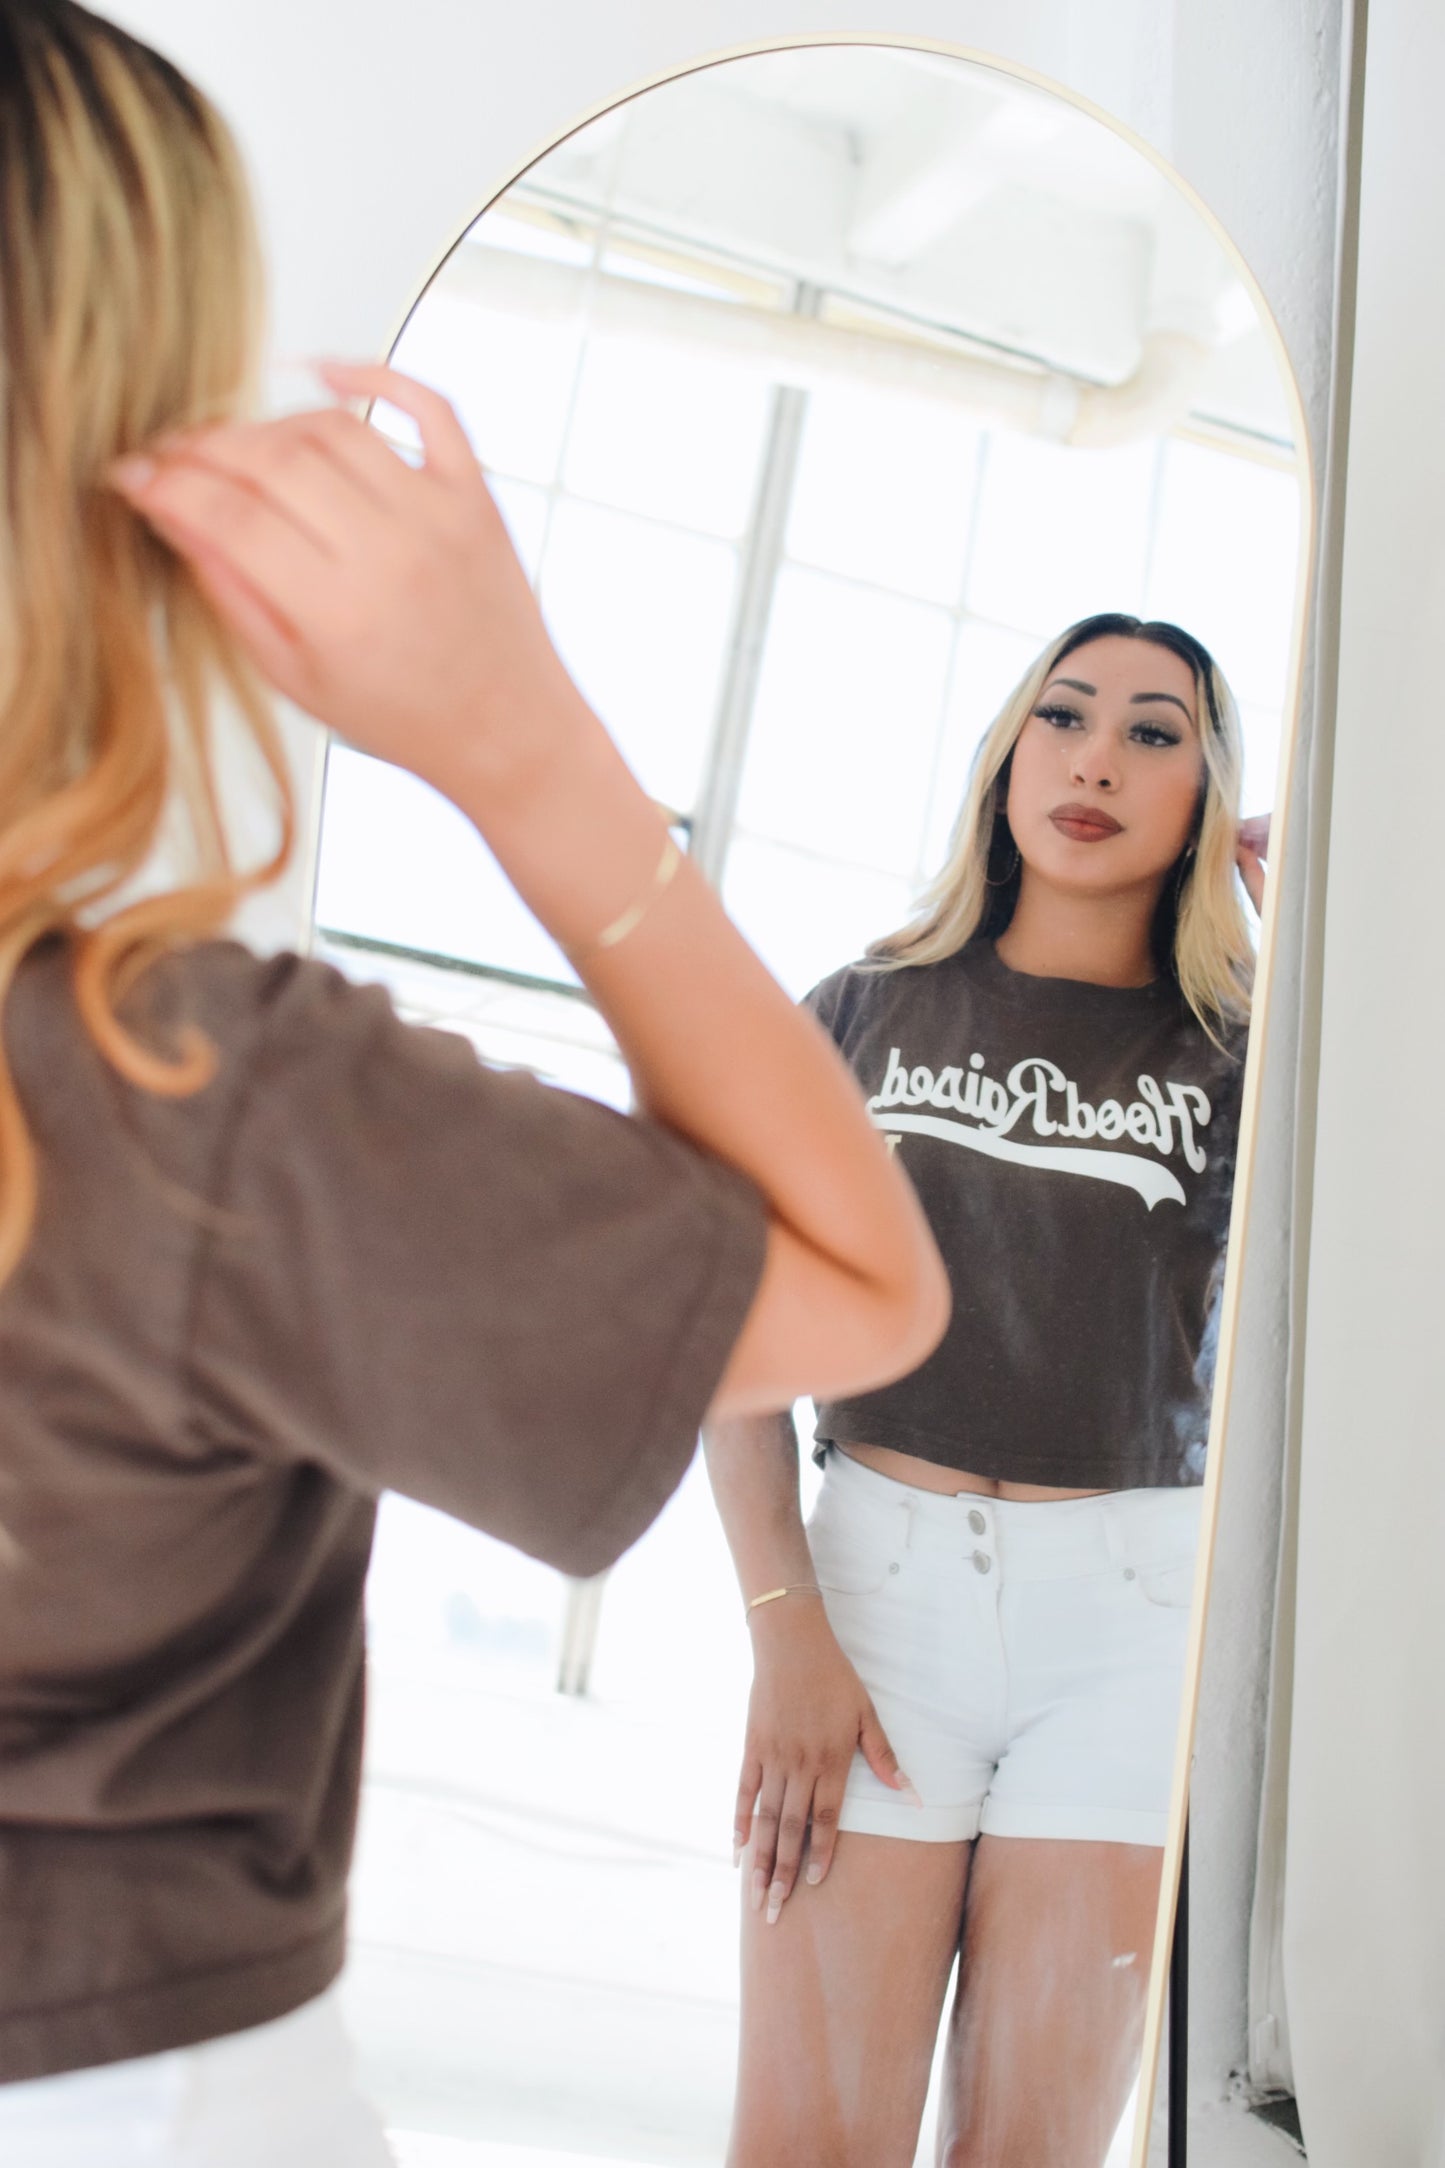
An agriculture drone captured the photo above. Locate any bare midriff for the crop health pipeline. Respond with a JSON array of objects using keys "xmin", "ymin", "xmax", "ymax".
[{"xmin": 840, "ymin": 1442, "xmax": 1109, "ymax": 1502}]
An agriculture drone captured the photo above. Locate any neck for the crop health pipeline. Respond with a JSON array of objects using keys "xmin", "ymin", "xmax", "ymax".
[{"xmin": 993, "ymin": 872, "xmax": 1162, "ymax": 988}]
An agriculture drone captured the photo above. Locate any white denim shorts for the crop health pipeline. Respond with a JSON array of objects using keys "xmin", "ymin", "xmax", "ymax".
[
  {"xmin": 0, "ymin": 1989, "xmax": 394, "ymax": 2168},
  {"xmin": 806, "ymin": 1447, "xmax": 1201, "ymax": 1847}
]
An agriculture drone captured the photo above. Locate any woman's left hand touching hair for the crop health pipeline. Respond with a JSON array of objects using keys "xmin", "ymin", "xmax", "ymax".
[{"xmin": 1235, "ymin": 813, "xmax": 1270, "ymax": 914}]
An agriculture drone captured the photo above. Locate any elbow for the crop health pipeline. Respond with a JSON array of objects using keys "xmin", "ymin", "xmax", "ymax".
[{"xmin": 853, "ymin": 1225, "xmax": 951, "ymax": 1395}]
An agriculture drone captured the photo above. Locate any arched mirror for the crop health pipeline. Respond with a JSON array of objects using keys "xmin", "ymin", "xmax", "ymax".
[{"xmin": 310, "ymin": 40, "xmax": 1308, "ymax": 2168}]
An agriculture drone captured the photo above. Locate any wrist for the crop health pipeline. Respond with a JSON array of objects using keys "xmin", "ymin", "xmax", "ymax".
[{"xmin": 746, "ymin": 1587, "xmax": 830, "ymax": 1640}]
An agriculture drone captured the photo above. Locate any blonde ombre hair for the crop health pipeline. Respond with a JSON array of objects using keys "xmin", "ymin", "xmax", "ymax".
[
  {"xmin": 0, "ymin": 1, "xmax": 292, "ymax": 1285},
  {"xmin": 871, "ymin": 613, "xmax": 1254, "ymax": 1043}
]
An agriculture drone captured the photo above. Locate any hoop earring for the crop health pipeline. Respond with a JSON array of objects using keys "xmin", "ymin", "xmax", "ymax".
[{"xmin": 985, "ymin": 845, "xmax": 1021, "ymax": 889}]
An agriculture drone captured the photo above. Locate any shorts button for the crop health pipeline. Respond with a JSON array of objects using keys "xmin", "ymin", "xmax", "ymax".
[
  {"xmin": 1123, "ymin": 1567, "xmax": 1136, "ymax": 1581},
  {"xmin": 888, "ymin": 1562, "xmax": 900, "ymax": 1575},
  {"xmin": 971, "ymin": 1550, "xmax": 991, "ymax": 1575},
  {"xmin": 967, "ymin": 1509, "xmax": 986, "ymax": 1535}
]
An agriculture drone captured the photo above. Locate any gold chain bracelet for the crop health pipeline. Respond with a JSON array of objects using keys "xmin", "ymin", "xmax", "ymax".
[
  {"xmin": 564, "ymin": 834, "xmax": 682, "ymax": 962},
  {"xmin": 746, "ymin": 1583, "xmax": 823, "ymax": 1616}
]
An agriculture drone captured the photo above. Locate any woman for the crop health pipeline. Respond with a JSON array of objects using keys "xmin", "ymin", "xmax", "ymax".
[
  {"xmin": 0, "ymin": 6, "xmax": 948, "ymax": 2161},
  {"xmin": 705, "ymin": 612, "xmax": 1268, "ymax": 2168}
]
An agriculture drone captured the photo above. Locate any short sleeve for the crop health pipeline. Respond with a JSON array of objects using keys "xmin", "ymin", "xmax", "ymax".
[
  {"xmin": 187, "ymin": 958, "xmax": 767, "ymax": 1577},
  {"xmin": 800, "ymin": 965, "xmax": 852, "ymax": 1044}
]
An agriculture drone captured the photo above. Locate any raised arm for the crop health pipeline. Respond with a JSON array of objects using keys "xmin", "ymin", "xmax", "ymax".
[{"xmin": 111, "ymin": 364, "xmax": 949, "ymax": 1419}]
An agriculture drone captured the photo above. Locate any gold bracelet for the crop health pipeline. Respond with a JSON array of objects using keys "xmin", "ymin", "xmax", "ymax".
[
  {"xmin": 746, "ymin": 1583, "xmax": 823, "ymax": 1616},
  {"xmin": 564, "ymin": 835, "xmax": 682, "ymax": 962}
]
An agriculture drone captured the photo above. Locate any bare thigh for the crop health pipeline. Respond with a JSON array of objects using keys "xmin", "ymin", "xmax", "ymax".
[
  {"xmin": 938, "ymin": 1837, "xmax": 1163, "ymax": 2168},
  {"xmin": 729, "ymin": 1831, "xmax": 971, "ymax": 2168}
]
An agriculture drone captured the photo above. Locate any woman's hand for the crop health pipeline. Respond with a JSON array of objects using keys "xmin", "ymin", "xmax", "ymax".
[
  {"xmin": 109, "ymin": 362, "xmax": 578, "ymax": 806},
  {"xmin": 738, "ymin": 1601, "xmax": 918, "ymax": 1923},
  {"xmin": 1236, "ymin": 812, "xmax": 1271, "ymax": 914}
]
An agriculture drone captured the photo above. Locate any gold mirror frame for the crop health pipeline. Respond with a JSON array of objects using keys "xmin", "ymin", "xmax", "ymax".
[{"xmin": 339, "ymin": 33, "xmax": 1316, "ymax": 2164}]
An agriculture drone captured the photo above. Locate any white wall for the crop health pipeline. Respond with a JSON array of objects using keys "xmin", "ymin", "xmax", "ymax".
[
  {"xmin": 1282, "ymin": 1, "xmax": 1445, "ymax": 2159},
  {"xmin": 103, "ymin": 0, "xmax": 1345, "ymax": 2126}
]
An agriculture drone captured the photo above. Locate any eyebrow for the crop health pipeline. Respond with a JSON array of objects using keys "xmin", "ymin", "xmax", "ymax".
[{"xmin": 1042, "ymin": 675, "xmax": 1195, "ymax": 722}]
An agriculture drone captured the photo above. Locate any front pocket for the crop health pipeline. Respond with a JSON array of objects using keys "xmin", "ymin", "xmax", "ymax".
[
  {"xmin": 805, "ymin": 1493, "xmax": 905, "ymax": 1598},
  {"xmin": 1131, "ymin": 1557, "xmax": 1197, "ymax": 1610}
]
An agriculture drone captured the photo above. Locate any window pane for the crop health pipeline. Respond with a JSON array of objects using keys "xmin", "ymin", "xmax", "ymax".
[
  {"xmin": 314, "ymin": 746, "xmax": 578, "ymax": 986},
  {"xmin": 923, "ymin": 621, "xmax": 1044, "ymax": 874},
  {"xmin": 366, "ymin": 1495, "xmax": 562, "ymax": 1681},
  {"xmin": 734, "ymin": 566, "xmax": 954, "ymax": 876},
  {"xmin": 539, "ymin": 499, "xmax": 737, "ymax": 814},
  {"xmin": 785, "ymin": 384, "xmax": 983, "ymax": 603},
  {"xmin": 722, "ymin": 833, "xmax": 914, "ymax": 1000},
  {"xmin": 965, "ymin": 432, "xmax": 1156, "ymax": 637},
  {"xmin": 1238, "ymin": 700, "xmax": 1284, "ymax": 815},
  {"xmin": 562, "ymin": 336, "xmax": 774, "ymax": 538},
  {"xmin": 1146, "ymin": 440, "xmax": 1301, "ymax": 709}
]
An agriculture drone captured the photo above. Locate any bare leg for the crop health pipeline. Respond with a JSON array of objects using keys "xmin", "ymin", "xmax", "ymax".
[
  {"xmin": 937, "ymin": 1837, "xmax": 1163, "ymax": 2168},
  {"xmin": 729, "ymin": 1831, "xmax": 972, "ymax": 2168}
]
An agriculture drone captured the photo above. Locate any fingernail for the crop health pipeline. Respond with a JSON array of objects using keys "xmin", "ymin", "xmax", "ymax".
[
  {"xmin": 805, "ymin": 1862, "xmax": 825, "ymax": 1886},
  {"xmin": 899, "ymin": 1777, "xmax": 924, "ymax": 1809},
  {"xmin": 750, "ymin": 1872, "xmax": 766, "ymax": 1914},
  {"xmin": 765, "ymin": 1882, "xmax": 785, "ymax": 1925},
  {"xmin": 732, "ymin": 1841, "xmax": 743, "ymax": 1869},
  {"xmin": 109, "ymin": 455, "xmax": 155, "ymax": 493}
]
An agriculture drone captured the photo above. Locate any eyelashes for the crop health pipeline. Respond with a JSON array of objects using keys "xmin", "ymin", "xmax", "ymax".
[{"xmin": 1033, "ymin": 704, "xmax": 1182, "ymax": 749}]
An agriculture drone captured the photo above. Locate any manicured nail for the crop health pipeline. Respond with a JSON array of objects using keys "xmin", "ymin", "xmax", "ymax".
[
  {"xmin": 732, "ymin": 1840, "xmax": 743, "ymax": 1868},
  {"xmin": 750, "ymin": 1871, "xmax": 766, "ymax": 1913},
  {"xmin": 765, "ymin": 1881, "xmax": 785, "ymax": 1925},
  {"xmin": 898, "ymin": 1776, "xmax": 924, "ymax": 1809},
  {"xmin": 805, "ymin": 1862, "xmax": 825, "ymax": 1886},
  {"xmin": 109, "ymin": 456, "xmax": 155, "ymax": 493}
]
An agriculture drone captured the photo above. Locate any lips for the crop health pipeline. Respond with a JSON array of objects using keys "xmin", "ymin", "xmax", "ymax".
[{"xmin": 1049, "ymin": 803, "xmax": 1123, "ymax": 842}]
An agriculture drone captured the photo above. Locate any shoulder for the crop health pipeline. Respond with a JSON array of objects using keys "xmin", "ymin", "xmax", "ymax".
[
  {"xmin": 803, "ymin": 951, "xmax": 967, "ymax": 1041},
  {"xmin": 122, "ymin": 941, "xmax": 472, "ymax": 1116}
]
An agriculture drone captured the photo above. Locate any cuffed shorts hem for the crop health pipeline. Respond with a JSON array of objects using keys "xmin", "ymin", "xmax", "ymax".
[
  {"xmin": 836, "ymin": 1794, "xmax": 985, "ymax": 1844},
  {"xmin": 977, "ymin": 1797, "xmax": 1170, "ymax": 1847}
]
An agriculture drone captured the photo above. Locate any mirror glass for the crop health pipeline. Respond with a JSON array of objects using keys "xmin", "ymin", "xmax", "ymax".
[{"xmin": 311, "ymin": 41, "xmax": 1304, "ymax": 2168}]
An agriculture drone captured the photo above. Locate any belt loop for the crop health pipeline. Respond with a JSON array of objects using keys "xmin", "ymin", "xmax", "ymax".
[
  {"xmin": 900, "ymin": 1496, "xmax": 915, "ymax": 1550},
  {"xmin": 1102, "ymin": 1499, "xmax": 1127, "ymax": 1570}
]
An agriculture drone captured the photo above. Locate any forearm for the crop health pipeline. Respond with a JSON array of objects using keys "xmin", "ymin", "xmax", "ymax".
[
  {"xmin": 702, "ymin": 1408, "xmax": 817, "ymax": 1604},
  {"xmin": 445, "ymin": 704, "xmax": 947, "ymax": 1358}
]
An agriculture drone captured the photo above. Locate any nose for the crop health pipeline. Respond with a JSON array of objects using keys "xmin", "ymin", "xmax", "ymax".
[{"xmin": 1070, "ymin": 740, "xmax": 1119, "ymax": 792}]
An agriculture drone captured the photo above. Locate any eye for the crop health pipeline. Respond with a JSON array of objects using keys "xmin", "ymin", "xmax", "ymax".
[
  {"xmin": 1035, "ymin": 703, "xmax": 1083, "ymax": 729},
  {"xmin": 1129, "ymin": 721, "xmax": 1183, "ymax": 748}
]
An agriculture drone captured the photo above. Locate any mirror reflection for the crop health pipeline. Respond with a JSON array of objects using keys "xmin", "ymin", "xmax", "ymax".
[{"xmin": 314, "ymin": 43, "xmax": 1302, "ymax": 2168}]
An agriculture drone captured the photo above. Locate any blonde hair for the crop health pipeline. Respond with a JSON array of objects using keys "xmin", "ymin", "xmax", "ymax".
[
  {"xmin": 871, "ymin": 613, "xmax": 1254, "ymax": 1043},
  {"xmin": 0, "ymin": 1, "xmax": 292, "ymax": 1285}
]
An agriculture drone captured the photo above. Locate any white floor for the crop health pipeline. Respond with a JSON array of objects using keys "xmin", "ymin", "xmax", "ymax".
[{"xmin": 345, "ymin": 1484, "xmax": 1295, "ymax": 2168}]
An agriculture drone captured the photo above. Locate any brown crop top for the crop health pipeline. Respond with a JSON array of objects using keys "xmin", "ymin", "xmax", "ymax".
[{"xmin": 805, "ymin": 940, "xmax": 1246, "ymax": 1489}]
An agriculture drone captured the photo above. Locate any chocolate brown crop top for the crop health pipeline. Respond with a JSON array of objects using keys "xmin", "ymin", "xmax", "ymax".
[{"xmin": 805, "ymin": 941, "xmax": 1246, "ymax": 1489}]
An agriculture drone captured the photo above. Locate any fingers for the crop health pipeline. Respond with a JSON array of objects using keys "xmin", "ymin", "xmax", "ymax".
[
  {"xmin": 112, "ymin": 456, "xmax": 322, "ymax": 653},
  {"xmin": 171, "ymin": 532, "xmax": 307, "ymax": 693},
  {"xmin": 758, "ymin": 1772, "xmax": 814, "ymax": 1925},
  {"xmin": 801, "ymin": 1772, "xmax": 845, "ymax": 1889},
  {"xmin": 318, "ymin": 360, "xmax": 480, "ymax": 486},
  {"xmin": 748, "ymin": 1770, "xmax": 785, "ymax": 1911},
  {"xmin": 733, "ymin": 1754, "xmax": 762, "ymax": 1868},
  {"xmin": 859, "ymin": 1704, "xmax": 922, "ymax": 1809},
  {"xmin": 166, "ymin": 407, "xmax": 415, "ymax": 542}
]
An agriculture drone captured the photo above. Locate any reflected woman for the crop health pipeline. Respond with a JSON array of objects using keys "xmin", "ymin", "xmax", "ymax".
[{"xmin": 705, "ymin": 614, "xmax": 1268, "ymax": 2168}]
